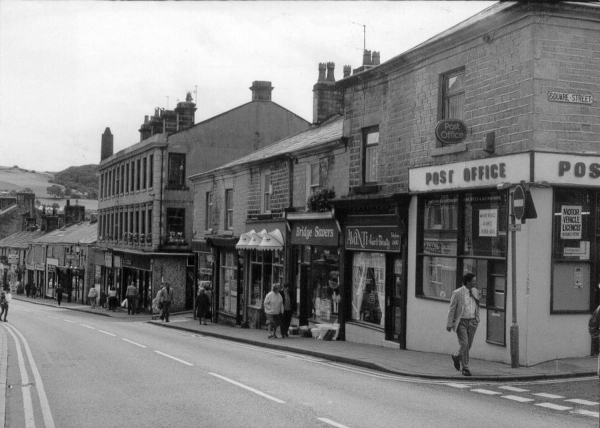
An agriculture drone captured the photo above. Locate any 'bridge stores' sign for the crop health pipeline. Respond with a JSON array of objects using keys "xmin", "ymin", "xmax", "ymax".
[{"xmin": 345, "ymin": 226, "xmax": 401, "ymax": 252}]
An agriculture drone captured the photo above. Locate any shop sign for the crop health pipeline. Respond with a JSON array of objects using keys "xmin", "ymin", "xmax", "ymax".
[
  {"xmin": 8, "ymin": 254, "xmax": 18, "ymax": 264},
  {"xmin": 435, "ymin": 119, "xmax": 467, "ymax": 145},
  {"xmin": 104, "ymin": 253, "xmax": 113, "ymax": 268},
  {"xmin": 114, "ymin": 255, "xmax": 121, "ymax": 268},
  {"xmin": 36, "ymin": 263, "xmax": 44, "ymax": 270},
  {"xmin": 534, "ymin": 153, "xmax": 600, "ymax": 186},
  {"xmin": 423, "ymin": 239, "xmax": 456, "ymax": 256},
  {"xmin": 345, "ymin": 226, "xmax": 401, "ymax": 252},
  {"xmin": 548, "ymin": 92, "xmax": 593, "ymax": 104},
  {"xmin": 48, "ymin": 265, "xmax": 56, "ymax": 273},
  {"xmin": 409, "ymin": 153, "xmax": 531, "ymax": 192},
  {"xmin": 122, "ymin": 258, "xmax": 132, "ymax": 267},
  {"xmin": 291, "ymin": 221, "xmax": 338, "ymax": 246},
  {"xmin": 560, "ymin": 205, "xmax": 582, "ymax": 240},
  {"xmin": 479, "ymin": 209, "xmax": 498, "ymax": 237}
]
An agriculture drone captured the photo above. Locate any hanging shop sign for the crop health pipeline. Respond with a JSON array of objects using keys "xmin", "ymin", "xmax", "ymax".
[
  {"xmin": 409, "ymin": 153, "xmax": 531, "ymax": 192},
  {"xmin": 547, "ymin": 92, "xmax": 593, "ymax": 105},
  {"xmin": 345, "ymin": 226, "xmax": 401, "ymax": 252},
  {"xmin": 291, "ymin": 221, "xmax": 338, "ymax": 246},
  {"xmin": 104, "ymin": 252, "xmax": 113, "ymax": 268},
  {"xmin": 8, "ymin": 254, "xmax": 18, "ymax": 264},
  {"xmin": 434, "ymin": 119, "xmax": 468, "ymax": 145}
]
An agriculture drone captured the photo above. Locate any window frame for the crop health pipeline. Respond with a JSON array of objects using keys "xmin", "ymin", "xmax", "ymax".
[
  {"xmin": 225, "ymin": 189, "xmax": 234, "ymax": 231},
  {"xmin": 168, "ymin": 153, "xmax": 186, "ymax": 189},
  {"xmin": 205, "ymin": 191, "xmax": 214, "ymax": 231},
  {"xmin": 441, "ymin": 67, "xmax": 465, "ymax": 121},
  {"xmin": 362, "ymin": 126, "xmax": 379, "ymax": 184},
  {"xmin": 261, "ymin": 171, "xmax": 272, "ymax": 214}
]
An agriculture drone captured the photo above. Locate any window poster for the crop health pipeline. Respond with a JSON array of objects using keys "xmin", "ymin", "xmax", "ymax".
[
  {"xmin": 561, "ymin": 205, "xmax": 582, "ymax": 239},
  {"xmin": 479, "ymin": 209, "xmax": 498, "ymax": 237}
]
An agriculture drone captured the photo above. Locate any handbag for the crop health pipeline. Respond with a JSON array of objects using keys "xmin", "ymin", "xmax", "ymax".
[
  {"xmin": 158, "ymin": 301, "xmax": 164, "ymax": 310},
  {"xmin": 121, "ymin": 299, "xmax": 128, "ymax": 308}
]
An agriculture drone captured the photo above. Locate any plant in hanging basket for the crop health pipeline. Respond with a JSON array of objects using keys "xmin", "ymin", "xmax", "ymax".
[{"xmin": 307, "ymin": 188, "xmax": 335, "ymax": 212}]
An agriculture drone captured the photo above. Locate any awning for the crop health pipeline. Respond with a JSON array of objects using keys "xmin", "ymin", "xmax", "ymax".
[
  {"xmin": 237, "ymin": 228, "xmax": 285, "ymax": 251},
  {"xmin": 258, "ymin": 229, "xmax": 284, "ymax": 251}
]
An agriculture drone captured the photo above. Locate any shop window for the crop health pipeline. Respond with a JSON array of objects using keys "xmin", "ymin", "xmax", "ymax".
[
  {"xmin": 442, "ymin": 68, "xmax": 465, "ymax": 121},
  {"xmin": 351, "ymin": 252, "xmax": 385, "ymax": 326},
  {"xmin": 205, "ymin": 192, "xmax": 213, "ymax": 230},
  {"xmin": 166, "ymin": 208, "xmax": 185, "ymax": 244},
  {"xmin": 310, "ymin": 247, "xmax": 340, "ymax": 323},
  {"xmin": 262, "ymin": 172, "xmax": 272, "ymax": 213},
  {"xmin": 168, "ymin": 153, "xmax": 186, "ymax": 189},
  {"xmin": 249, "ymin": 250, "xmax": 283, "ymax": 307},
  {"xmin": 220, "ymin": 251, "xmax": 238, "ymax": 315},
  {"xmin": 363, "ymin": 127, "xmax": 379, "ymax": 184},
  {"xmin": 225, "ymin": 189, "xmax": 233, "ymax": 230},
  {"xmin": 551, "ymin": 189, "xmax": 592, "ymax": 313}
]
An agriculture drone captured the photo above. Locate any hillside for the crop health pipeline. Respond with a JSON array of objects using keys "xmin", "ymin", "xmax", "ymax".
[{"xmin": 0, "ymin": 165, "xmax": 98, "ymax": 211}]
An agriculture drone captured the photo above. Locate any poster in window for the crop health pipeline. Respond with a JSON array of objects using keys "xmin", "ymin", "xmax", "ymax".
[
  {"xmin": 478, "ymin": 209, "xmax": 497, "ymax": 237},
  {"xmin": 560, "ymin": 205, "xmax": 582, "ymax": 240}
]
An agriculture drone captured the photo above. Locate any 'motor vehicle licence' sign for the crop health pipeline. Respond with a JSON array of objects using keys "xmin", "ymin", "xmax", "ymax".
[{"xmin": 435, "ymin": 119, "xmax": 467, "ymax": 145}]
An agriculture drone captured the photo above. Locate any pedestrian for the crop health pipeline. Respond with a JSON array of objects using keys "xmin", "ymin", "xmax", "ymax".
[
  {"xmin": 126, "ymin": 281, "xmax": 137, "ymax": 315},
  {"xmin": 588, "ymin": 283, "xmax": 600, "ymax": 377},
  {"xmin": 157, "ymin": 282, "xmax": 173, "ymax": 322},
  {"xmin": 56, "ymin": 285, "xmax": 63, "ymax": 306},
  {"xmin": 107, "ymin": 286, "xmax": 117, "ymax": 312},
  {"xmin": 99, "ymin": 289, "xmax": 107, "ymax": 309},
  {"xmin": 280, "ymin": 282, "xmax": 293, "ymax": 338},
  {"xmin": 264, "ymin": 283, "xmax": 283, "ymax": 339},
  {"xmin": 196, "ymin": 287, "xmax": 210, "ymax": 325},
  {"xmin": 25, "ymin": 283, "xmax": 30, "ymax": 298},
  {"xmin": 446, "ymin": 273, "xmax": 480, "ymax": 376},
  {"xmin": 31, "ymin": 284, "xmax": 36, "ymax": 299},
  {"xmin": 88, "ymin": 286, "xmax": 98, "ymax": 309},
  {"xmin": 0, "ymin": 290, "xmax": 9, "ymax": 322}
]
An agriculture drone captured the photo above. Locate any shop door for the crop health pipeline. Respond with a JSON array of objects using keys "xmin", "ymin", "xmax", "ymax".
[{"xmin": 385, "ymin": 256, "xmax": 405, "ymax": 347}]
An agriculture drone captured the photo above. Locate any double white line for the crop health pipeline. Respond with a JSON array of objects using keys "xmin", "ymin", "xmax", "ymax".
[{"xmin": 1, "ymin": 324, "xmax": 55, "ymax": 428}]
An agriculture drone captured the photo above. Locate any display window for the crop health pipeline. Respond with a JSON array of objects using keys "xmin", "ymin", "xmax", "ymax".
[
  {"xmin": 219, "ymin": 251, "xmax": 238, "ymax": 315},
  {"xmin": 249, "ymin": 250, "xmax": 283, "ymax": 307},
  {"xmin": 310, "ymin": 247, "xmax": 340, "ymax": 323},
  {"xmin": 351, "ymin": 252, "xmax": 385, "ymax": 326},
  {"xmin": 417, "ymin": 190, "xmax": 508, "ymax": 309}
]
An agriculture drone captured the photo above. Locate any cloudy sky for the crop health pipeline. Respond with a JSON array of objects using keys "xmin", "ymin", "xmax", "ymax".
[{"xmin": 0, "ymin": 1, "xmax": 495, "ymax": 173}]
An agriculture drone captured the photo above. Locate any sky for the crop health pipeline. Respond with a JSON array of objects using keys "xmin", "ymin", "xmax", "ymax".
[{"xmin": 0, "ymin": 1, "xmax": 495, "ymax": 173}]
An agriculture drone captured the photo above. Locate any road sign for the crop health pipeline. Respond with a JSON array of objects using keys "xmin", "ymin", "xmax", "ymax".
[
  {"xmin": 513, "ymin": 185, "xmax": 525, "ymax": 220},
  {"xmin": 508, "ymin": 224, "xmax": 521, "ymax": 232}
]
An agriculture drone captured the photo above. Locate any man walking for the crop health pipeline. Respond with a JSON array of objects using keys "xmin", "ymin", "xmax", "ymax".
[
  {"xmin": 56, "ymin": 285, "xmax": 63, "ymax": 306},
  {"xmin": 264, "ymin": 283, "xmax": 283, "ymax": 339},
  {"xmin": 126, "ymin": 281, "xmax": 137, "ymax": 315},
  {"xmin": 157, "ymin": 282, "xmax": 173, "ymax": 322},
  {"xmin": 446, "ymin": 273, "xmax": 480, "ymax": 376}
]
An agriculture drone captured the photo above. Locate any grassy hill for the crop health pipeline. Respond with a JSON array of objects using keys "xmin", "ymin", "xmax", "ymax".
[{"xmin": 0, "ymin": 165, "xmax": 98, "ymax": 211}]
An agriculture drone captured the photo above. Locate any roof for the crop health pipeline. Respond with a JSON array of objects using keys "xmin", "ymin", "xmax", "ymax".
[
  {"xmin": 31, "ymin": 221, "xmax": 98, "ymax": 245},
  {"xmin": 189, "ymin": 116, "xmax": 344, "ymax": 180},
  {"xmin": 0, "ymin": 230, "xmax": 46, "ymax": 250}
]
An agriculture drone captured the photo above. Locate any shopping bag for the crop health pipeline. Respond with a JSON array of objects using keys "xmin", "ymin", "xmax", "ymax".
[{"xmin": 121, "ymin": 299, "xmax": 128, "ymax": 308}]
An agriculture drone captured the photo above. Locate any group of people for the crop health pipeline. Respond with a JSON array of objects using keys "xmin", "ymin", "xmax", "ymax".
[
  {"xmin": 264, "ymin": 282, "xmax": 294, "ymax": 339},
  {"xmin": 24, "ymin": 283, "xmax": 38, "ymax": 299}
]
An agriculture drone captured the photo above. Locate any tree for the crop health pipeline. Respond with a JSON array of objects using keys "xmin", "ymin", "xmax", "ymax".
[
  {"xmin": 51, "ymin": 202, "xmax": 60, "ymax": 210},
  {"xmin": 35, "ymin": 200, "xmax": 41, "ymax": 207},
  {"xmin": 47, "ymin": 185, "xmax": 64, "ymax": 199}
]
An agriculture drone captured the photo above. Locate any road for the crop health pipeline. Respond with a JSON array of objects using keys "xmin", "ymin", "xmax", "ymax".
[{"xmin": 1, "ymin": 300, "xmax": 598, "ymax": 428}]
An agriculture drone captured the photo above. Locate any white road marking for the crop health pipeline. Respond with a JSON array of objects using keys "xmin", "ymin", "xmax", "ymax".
[
  {"xmin": 80, "ymin": 324, "xmax": 95, "ymax": 329},
  {"xmin": 154, "ymin": 351, "xmax": 193, "ymax": 366},
  {"xmin": 533, "ymin": 393, "xmax": 564, "ymax": 399},
  {"xmin": 571, "ymin": 409, "xmax": 599, "ymax": 418},
  {"xmin": 472, "ymin": 389, "xmax": 502, "ymax": 395},
  {"xmin": 501, "ymin": 395, "xmax": 535, "ymax": 403},
  {"xmin": 63, "ymin": 319, "xmax": 76, "ymax": 323},
  {"xmin": 122, "ymin": 338, "xmax": 146, "ymax": 348},
  {"xmin": 47, "ymin": 316, "xmax": 59, "ymax": 319},
  {"xmin": 98, "ymin": 330, "xmax": 116, "ymax": 337},
  {"xmin": 209, "ymin": 372, "xmax": 285, "ymax": 404},
  {"xmin": 445, "ymin": 383, "xmax": 472, "ymax": 388},
  {"xmin": 3, "ymin": 326, "xmax": 35, "ymax": 427},
  {"xmin": 317, "ymin": 417, "xmax": 351, "ymax": 428},
  {"xmin": 535, "ymin": 403, "xmax": 572, "ymax": 411},
  {"xmin": 499, "ymin": 386, "xmax": 529, "ymax": 392},
  {"xmin": 565, "ymin": 398, "xmax": 599, "ymax": 406},
  {"xmin": 4, "ymin": 324, "xmax": 56, "ymax": 428}
]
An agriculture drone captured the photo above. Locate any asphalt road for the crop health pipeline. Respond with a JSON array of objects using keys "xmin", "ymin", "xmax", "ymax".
[{"xmin": 1, "ymin": 300, "xmax": 598, "ymax": 428}]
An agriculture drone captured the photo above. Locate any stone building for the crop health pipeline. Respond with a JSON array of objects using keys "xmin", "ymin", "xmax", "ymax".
[{"xmin": 97, "ymin": 83, "xmax": 310, "ymax": 312}]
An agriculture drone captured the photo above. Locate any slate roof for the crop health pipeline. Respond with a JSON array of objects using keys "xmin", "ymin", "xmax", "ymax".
[
  {"xmin": 30, "ymin": 221, "xmax": 97, "ymax": 245},
  {"xmin": 189, "ymin": 116, "xmax": 343, "ymax": 179},
  {"xmin": 0, "ymin": 230, "xmax": 46, "ymax": 249}
]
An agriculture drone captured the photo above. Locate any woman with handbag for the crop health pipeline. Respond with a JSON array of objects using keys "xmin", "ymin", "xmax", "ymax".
[{"xmin": 0, "ymin": 290, "xmax": 10, "ymax": 322}]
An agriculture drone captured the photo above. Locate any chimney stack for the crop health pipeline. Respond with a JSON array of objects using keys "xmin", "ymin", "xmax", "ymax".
[
  {"xmin": 100, "ymin": 127, "xmax": 113, "ymax": 161},
  {"xmin": 363, "ymin": 49, "xmax": 372, "ymax": 66},
  {"xmin": 312, "ymin": 62, "xmax": 344, "ymax": 124},
  {"xmin": 372, "ymin": 51, "xmax": 380, "ymax": 65},
  {"xmin": 250, "ymin": 81, "xmax": 274, "ymax": 101},
  {"xmin": 343, "ymin": 65, "xmax": 351, "ymax": 78}
]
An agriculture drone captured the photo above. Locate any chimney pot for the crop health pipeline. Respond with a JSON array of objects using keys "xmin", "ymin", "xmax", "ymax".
[
  {"xmin": 362, "ymin": 49, "xmax": 372, "ymax": 66},
  {"xmin": 250, "ymin": 81, "xmax": 273, "ymax": 101},
  {"xmin": 372, "ymin": 51, "xmax": 380, "ymax": 66},
  {"xmin": 326, "ymin": 62, "xmax": 335, "ymax": 81},
  {"xmin": 318, "ymin": 63, "xmax": 326, "ymax": 82},
  {"xmin": 343, "ymin": 65, "xmax": 351, "ymax": 78}
]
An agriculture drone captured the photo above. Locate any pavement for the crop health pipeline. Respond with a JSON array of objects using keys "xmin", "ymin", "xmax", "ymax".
[{"xmin": 10, "ymin": 294, "xmax": 599, "ymax": 382}]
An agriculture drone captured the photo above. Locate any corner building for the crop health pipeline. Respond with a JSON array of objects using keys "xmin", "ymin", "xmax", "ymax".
[{"xmin": 335, "ymin": 2, "xmax": 600, "ymax": 365}]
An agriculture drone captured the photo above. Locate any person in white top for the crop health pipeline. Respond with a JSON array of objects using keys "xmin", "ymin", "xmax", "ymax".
[
  {"xmin": 446, "ymin": 273, "xmax": 480, "ymax": 376},
  {"xmin": 264, "ymin": 284, "xmax": 284, "ymax": 339}
]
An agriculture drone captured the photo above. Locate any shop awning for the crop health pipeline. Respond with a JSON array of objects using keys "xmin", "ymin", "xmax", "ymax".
[
  {"xmin": 258, "ymin": 228, "xmax": 284, "ymax": 251},
  {"xmin": 235, "ymin": 230, "xmax": 255, "ymax": 250},
  {"xmin": 246, "ymin": 229, "xmax": 267, "ymax": 250}
]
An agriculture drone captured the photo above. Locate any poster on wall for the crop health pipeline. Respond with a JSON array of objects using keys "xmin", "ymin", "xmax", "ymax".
[
  {"xmin": 561, "ymin": 205, "xmax": 582, "ymax": 240},
  {"xmin": 479, "ymin": 209, "xmax": 498, "ymax": 237}
]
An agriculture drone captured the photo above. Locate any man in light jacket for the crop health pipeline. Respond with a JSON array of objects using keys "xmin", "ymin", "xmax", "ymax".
[
  {"xmin": 264, "ymin": 284, "xmax": 283, "ymax": 339},
  {"xmin": 157, "ymin": 282, "xmax": 174, "ymax": 322},
  {"xmin": 446, "ymin": 273, "xmax": 480, "ymax": 376}
]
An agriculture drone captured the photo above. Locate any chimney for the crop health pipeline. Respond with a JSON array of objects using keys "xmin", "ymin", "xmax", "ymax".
[
  {"xmin": 250, "ymin": 81, "xmax": 274, "ymax": 101},
  {"xmin": 100, "ymin": 127, "xmax": 113, "ymax": 161},
  {"xmin": 312, "ymin": 62, "xmax": 344, "ymax": 124},
  {"xmin": 372, "ymin": 51, "xmax": 380, "ymax": 66},
  {"xmin": 362, "ymin": 49, "xmax": 372, "ymax": 66},
  {"xmin": 343, "ymin": 65, "xmax": 351, "ymax": 78},
  {"xmin": 353, "ymin": 49, "xmax": 381, "ymax": 75}
]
